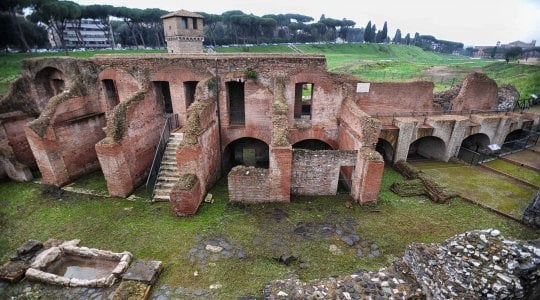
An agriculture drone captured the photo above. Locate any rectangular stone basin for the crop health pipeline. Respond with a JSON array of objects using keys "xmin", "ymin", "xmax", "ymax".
[
  {"xmin": 45, "ymin": 255, "xmax": 119, "ymax": 280},
  {"xmin": 25, "ymin": 240, "xmax": 132, "ymax": 287}
]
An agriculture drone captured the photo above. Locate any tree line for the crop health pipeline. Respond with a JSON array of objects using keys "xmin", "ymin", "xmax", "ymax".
[{"xmin": 2, "ymin": 0, "xmax": 464, "ymax": 55}]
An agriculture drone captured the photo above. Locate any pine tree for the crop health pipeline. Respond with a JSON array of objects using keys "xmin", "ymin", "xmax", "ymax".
[
  {"xmin": 380, "ymin": 21, "xmax": 388, "ymax": 43},
  {"xmin": 363, "ymin": 20, "xmax": 371, "ymax": 43},
  {"xmin": 404, "ymin": 33, "xmax": 410, "ymax": 45},
  {"xmin": 370, "ymin": 24, "xmax": 377, "ymax": 43},
  {"xmin": 413, "ymin": 32, "xmax": 420, "ymax": 46},
  {"xmin": 393, "ymin": 29, "xmax": 402, "ymax": 44}
]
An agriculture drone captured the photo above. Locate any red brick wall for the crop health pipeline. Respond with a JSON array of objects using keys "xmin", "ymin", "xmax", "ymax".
[
  {"xmin": 451, "ymin": 73, "xmax": 498, "ymax": 111},
  {"xmin": 228, "ymin": 167, "xmax": 272, "ymax": 203},
  {"xmin": 170, "ymin": 176, "xmax": 203, "ymax": 216},
  {"xmin": 25, "ymin": 93, "xmax": 106, "ymax": 186},
  {"xmin": 352, "ymin": 148, "xmax": 384, "ymax": 203},
  {"xmin": 356, "ymin": 81, "xmax": 435, "ymax": 114},
  {"xmin": 96, "ymin": 90, "xmax": 164, "ymax": 197},
  {"xmin": 2, "ymin": 115, "xmax": 36, "ymax": 168}
]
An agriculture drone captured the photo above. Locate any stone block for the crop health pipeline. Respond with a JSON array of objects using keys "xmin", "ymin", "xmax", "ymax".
[{"xmin": 122, "ymin": 260, "xmax": 163, "ymax": 285}]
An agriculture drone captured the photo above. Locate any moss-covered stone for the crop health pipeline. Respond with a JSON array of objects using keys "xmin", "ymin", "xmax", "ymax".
[
  {"xmin": 175, "ymin": 174, "xmax": 198, "ymax": 190},
  {"xmin": 390, "ymin": 179, "xmax": 425, "ymax": 197},
  {"xmin": 105, "ymin": 90, "xmax": 146, "ymax": 142},
  {"xmin": 112, "ymin": 280, "xmax": 150, "ymax": 300},
  {"xmin": 393, "ymin": 160, "xmax": 421, "ymax": 179}
]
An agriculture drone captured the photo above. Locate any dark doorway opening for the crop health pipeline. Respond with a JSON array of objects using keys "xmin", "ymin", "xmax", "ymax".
[
  {"xmin": 227, "ymin": 81, "xmax": 245, "ymax": 125},
  {"xmin": 375, "ymin": 138, "xmax": 394, "ymax": 162},
  {"xmin": 102, "ymin": 79, "xmax": 120, "ymax": 108},
  {"xmin": 407, "ymin": 136, "xmax": 446, "ymax": 161},
  {"xmin": 294, "ymin": 83, "xmax": 313, "ymax": 120},
  {"xmin": 184, "ymin": 81, "xmax": 198, "ymax": 108},
  {"xmin": 222, "ymin": 137, "xmax": 269, "ymax": 173},
  {"xmin": 292, "ymin": 139, "xmax": 332, "ymax": 150},
  {"xmin": 337, "ymin": 166, "xmax": 353, "ymax": 194},
  {"xmin": 153, "ymin": 81, "xmax": 173, "ymax": 114}
]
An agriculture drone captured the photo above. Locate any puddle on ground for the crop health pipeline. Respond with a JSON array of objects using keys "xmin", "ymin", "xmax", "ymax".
[{"xmin": 46, "ymin": 255, "xmax": 117, "ymax": 280}]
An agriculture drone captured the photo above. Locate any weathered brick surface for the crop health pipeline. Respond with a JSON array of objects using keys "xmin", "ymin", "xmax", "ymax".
[
  {"xmin": 170, "ymin": 175, "xmax": 202, "ymax": 216},
  {"xmin": 354, "ymin": 148, "xmax": 384, "ymax": 203},
  {"xmin": 450, "ymin": 73, "xmax": 498, "ymax": 111},
  {"xmin": 291, "ymin": 149, "xmax": 356, "ymax": 195},
  {"xmin": 1, "ymin": 114, "xmax": 36, "ymax": 168},
  {"xmin": 228, "ymin": 166, "xmax": 272, "ymax": 203},
  {"xmin": 356, "ymin": 81, "xmax": 435, "ymax": 114}
]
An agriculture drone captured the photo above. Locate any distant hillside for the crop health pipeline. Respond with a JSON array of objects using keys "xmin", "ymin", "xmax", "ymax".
[{"xmin": 215, "ymin": 43, "xmax": 540, "ymax": 101}]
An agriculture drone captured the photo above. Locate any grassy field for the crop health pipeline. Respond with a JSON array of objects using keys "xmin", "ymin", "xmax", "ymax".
[
  {"xmin": 1, "ymin": 168, "xmax": 537, "ymax": 298},
  {"xmin": 0, "ymin": 49, "xmax": 166, "ymax": 94},
  {"xmin": 215, "ymin": 43, "xmax": 540, "ymax": 97},
  {"xmin": 1, "ymin": 44, "xmax": 539, "ymax": 101},
  {"xmin": 411, "ymin": 161, "xmax": 537, "ymax": 219},
  {"xmin": 484, "ymin": 159, "xmax": 540, "ymax": 186}
]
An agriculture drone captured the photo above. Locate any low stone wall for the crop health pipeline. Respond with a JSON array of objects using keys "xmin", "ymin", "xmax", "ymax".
[
  {"xmin": 25, "ymin": 239, "xmax": 132, "ymax": 288},
  {"xmin": 228, "ymin": 166, "xmax": 273, "ymax": 203}
]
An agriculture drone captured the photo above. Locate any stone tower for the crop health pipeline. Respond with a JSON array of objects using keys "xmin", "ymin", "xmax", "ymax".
[{"xmin": 161, "ymin": 10, "xmax": 204, "ymax": 54}]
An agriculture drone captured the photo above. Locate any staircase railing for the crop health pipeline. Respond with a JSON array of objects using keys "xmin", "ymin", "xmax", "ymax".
[{"xmin": 146, "ymin": 114, "xmax": 179, "ymax": 198}]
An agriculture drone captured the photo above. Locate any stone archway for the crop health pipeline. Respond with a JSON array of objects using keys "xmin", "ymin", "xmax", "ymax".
[
  {"xmin": 292, "ymin": 139, "xmax": 333, "ymax": 150},
  {"xmin": 34, "ymin": 67, "xmax": 65, "ymax": 110},
  {"xmin": 407, "ymin": 136, "xmax": 446, "ymax": 161},
  {"xmin": 375, "ymin": 138, "xmax": 394, "ymax": 162},
  {"xmin": 461, "ymin": 133, "xmax": 490, "ymax": 152},
  {"xmin": 222, "ymin": 137, "xmax": 269, "ymax": 172}
]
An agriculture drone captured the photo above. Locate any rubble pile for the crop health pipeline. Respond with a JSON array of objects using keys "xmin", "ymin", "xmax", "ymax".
[
  {"xmin": 497, "ymin": 84, "xmax": 520, "ymax": 111},
  {"xmin": 433, "ymin": 84, "xmax": 461, "ymax": 111},
  {"xmin": 404, "ymin": 229, "xmax": 540, "ymax": 299},
  {"xmin": 523, "ymin": 190, "xmax": 540, "ymax": 229}
]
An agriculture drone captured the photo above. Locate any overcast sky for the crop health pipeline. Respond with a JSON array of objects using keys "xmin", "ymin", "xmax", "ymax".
[{"xmin": 74, "ymin": 0, "xmax": 540, "ymax": 47}]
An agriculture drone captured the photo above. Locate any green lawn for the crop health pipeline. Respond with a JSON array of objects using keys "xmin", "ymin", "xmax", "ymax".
[
  {"xmin": 216, "ymin": 43, "xmax": 540, "ymax": 98},
  {"xmin": 1, "ymin": 168, "xmax": 537, "ymax": 298},
  {"xmin": 484, "ymin": 159, "xmax": 540, "ymax": 186},
  {"xmin": 411, "ymin": 161, "xmax": 537, "ymax": 219},
  {"xmin": 0, "ymin": 49, "xmax": 166, "ymax": 94}
]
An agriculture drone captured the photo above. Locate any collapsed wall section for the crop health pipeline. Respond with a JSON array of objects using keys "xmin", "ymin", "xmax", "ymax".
[
  {"xmin": 170, "ymin": 78, "xmax": 221, "ymax": 216},
  {"xmin": 291, "ymin": 149, "xmax": 356, "ymax": 195}
]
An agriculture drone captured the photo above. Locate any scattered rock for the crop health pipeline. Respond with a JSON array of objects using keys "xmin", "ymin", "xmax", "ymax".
[{"xmin": 205, "ymin": 245, "xmax": 223, "ymax": 253}]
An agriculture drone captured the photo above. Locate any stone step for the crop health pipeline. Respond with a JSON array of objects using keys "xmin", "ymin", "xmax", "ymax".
[
  {"xmin": 161, "ymin": 161, "xmax": 176, "ymax": 165},
  {"xmin": 160, "ymin": 165, "xmax": 177, "ymax": 172},
  {"xmin": 155, "ymin": 182, "xmax": 175, "ymax": 189},
  {"xmin": 152, "ymin": 194, "xmax": 170, "ymax": 202},
  {"xmin": 156, "ymin": 176, "xmax": 179, "ymax": 182}
]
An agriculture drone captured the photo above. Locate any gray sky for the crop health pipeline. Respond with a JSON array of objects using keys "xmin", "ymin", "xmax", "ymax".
[{"xmin": 74, "ymin": 0, "xmax": 540, "ymax": 46}]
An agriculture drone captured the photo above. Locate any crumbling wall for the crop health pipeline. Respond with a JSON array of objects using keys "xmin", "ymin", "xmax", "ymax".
[
  {"xmin": 0, "ymin": 112, "xmax": 36, "ymax": 169},
  {"xmin": 450, "ymin": 72, "xmax": 498, "ymax": 111},
  {"xmin": 171, "ymin": 78, "xmax": 221, "ymax": 215},
  {"xmin": 356, "ymin": 81, "xmax": 435, "ymax": 114},
  {"xmin": 523, "ymin": 189, "xmax": 540, "ymax": 228},
  {"xmin": 23, "ymin": 62, "xmax": 106, "ymax": 186},
  {"xmin": 291, "ymin": 149, "xmax": 356, "ymax": 195},
  {"xmin": 497, "ymin": 84, "xmax": 520, "ymax": 111},
  {"xmin": 433, "ymin": 84, "xmax": 461, "ymax": 111},
  {"xmin": 96, "ymin": 88, "xmax": 166, "ymax": 197},
  {"xmin": 0, "ymin": 122, "xmax": 32, "ymax": 181}
]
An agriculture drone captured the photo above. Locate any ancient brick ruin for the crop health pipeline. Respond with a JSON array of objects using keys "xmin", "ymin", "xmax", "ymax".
[{"xmin": 0, "ymin": 47, "xmax": 539, "ymax": 217}]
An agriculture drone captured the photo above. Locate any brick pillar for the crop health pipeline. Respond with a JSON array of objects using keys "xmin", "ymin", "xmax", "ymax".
[
  {"xmin": 95, "ymin": 142, "xmax": 133, "ymax": 197},
  {"xmin": 24, "ymin": 127, "xmax": 69, "ymax": 186},
  {"xmin": 170, "ymin": 174, "xmax": 202, "ymax": 216},
  {"xmin": 351, "ymin": 148, "xmax": 384, "ymax": 203},
  {"xmin": 269, "ymin": 146, "xmax": 292, "ymax": 202}
]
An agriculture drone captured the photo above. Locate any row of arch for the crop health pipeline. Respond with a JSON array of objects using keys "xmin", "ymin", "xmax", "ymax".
[
  {"xmin": 223, "ymin": 138, "xmax": 333, "ymax": 172},
  {"xmin": 375, "ymin": 129, "xmax": 528, "ymax": 162}
]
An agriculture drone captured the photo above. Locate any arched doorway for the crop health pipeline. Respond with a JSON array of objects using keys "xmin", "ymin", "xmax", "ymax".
[
  {"xmin": 222, "ymin": 137, "xmax": 269, "ymax": 172},
  {"xmin": 458, "ymin": 133, "xmax": 491, "ymax": 164},
  {"xmin": 35, "ymin": 67, "xmax": 65, "ymax": 109},
  {"xmin": 407, "ymin": 136, "xmax": 446, "ymax": 161},
  {"xmin": 292, "ymin": 139, "xmax": 332, "ymax": 150},
  {"xmin": 375, "ymin": 138, "xmax": 394, "ymax": 162}
]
